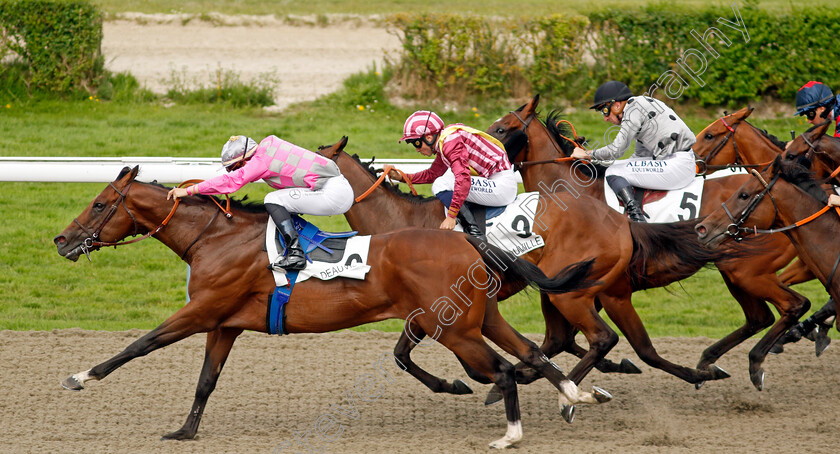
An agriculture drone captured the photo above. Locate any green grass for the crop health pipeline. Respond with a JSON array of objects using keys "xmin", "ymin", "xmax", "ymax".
[
  {"xmin": 92, "ymin": 0, "xmax": 833, "ymax": 17},
  {"xmin": 0, "ymin": 85, "xmax": 832, "ymax": 339}
]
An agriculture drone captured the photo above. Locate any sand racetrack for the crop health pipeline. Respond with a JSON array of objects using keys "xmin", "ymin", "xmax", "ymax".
[{"xmin": 2, "ymin": 329, "xmax": 837, "ymax": 453}]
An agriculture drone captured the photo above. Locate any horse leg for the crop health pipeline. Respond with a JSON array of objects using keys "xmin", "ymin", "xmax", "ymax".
[
  {"xmin": 779, "ymin": 258, "xmax": 815, "ymax": 286},
  {"xmin": 487, "ymin": 293, "xmax": 637, "ymax": 406},
  {"xmin": 513, "ymin": 295, "xmax": 638, "ymax": 385},
  {"xmin": 392, "ymin": 322, "xmax": 474, "ymax": 394},
  {"xmin": 480, "ymin": 297, "xmax": 612, "ymax": 423},
  {"xmin": 162, "ymin": 327, "xmax": 243, "ymax": 440},
  {"xmin": 61, "ymin": 304, "xmax": 216, "ymax": 390},
  {"xmin": 600, "ymin": 293, "xmax": 731, "ymax": 385},
  {"xmin": 772, "ymin": 299, "xmax": 834, "ymax": 356},
  {"xmin": 695, "ymin": 274, "xmax": 776, "ymax": 373},
  {"xmin": 436, "ymin": 331, "xmax": 523, "ymax": 449},
  {"xmin": 709, "ymin": 273, "xmax": 810, "ymax": 390}
]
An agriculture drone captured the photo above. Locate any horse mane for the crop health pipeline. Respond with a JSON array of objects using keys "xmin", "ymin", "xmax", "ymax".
[
  {"xmin": 745, "ymin": 121, "xmax": 786, "ymax": 151},
  {"xmin": 544, "ymin": 110, "xmax": 608, "ymax": 179},
  {"xmin": 778, "ymin": 156, "xmax": 829, "ymax": 205},
  {"xmin": 145, "ymin": 180, "xmax": 268, "ymax": 213},
  {"xmin": 349, "ymin": 154, "xmax": 439, "ymax": 204}
]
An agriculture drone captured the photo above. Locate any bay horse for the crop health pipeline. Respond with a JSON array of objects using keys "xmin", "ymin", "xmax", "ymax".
[
  {"xmin": 52, "ymin": 166, "xmax": 605, "ymax": 449},
  {"xmin": 486, "ymin": 95, "xmax": 811, "ymax": 391},
  {"xmin": 696, "ymin": 156, "xmax": 840, "ymax": 336},
  {"xmin": 694, "ymin": 112, "xmax": 838, "ymax": 353},
  {"xmin": 318, "ymin": 136, "xmax": 735, "ymax": 406}
]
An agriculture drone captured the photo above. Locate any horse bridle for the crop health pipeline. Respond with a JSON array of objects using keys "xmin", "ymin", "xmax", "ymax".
[
  {"xmin": 721, "ymin": 169, "xmax": 779, "ymax": 241},
  {"xmin": 72, "ymin": 179, "xmax": 232, "ymax": 261},
  {"xmin": 507, "ymin": 109, "xmax": 579, "ymax": 170},
  {"xmin": 695, "ymin": 116, "xmax": 749, "ymax": 175},
  {"xmin": 73, "ymin": 181, "xmax": 140, "ymax": 260}
]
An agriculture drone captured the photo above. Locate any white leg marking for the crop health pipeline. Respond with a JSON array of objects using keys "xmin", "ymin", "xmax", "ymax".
[
  {"xmin": 489, "ymin": 420, "xmax": 522, "ymax": 449},
  {"xmin": 72, "ymin": 369, "xmax": 93, "ymax": 387}
]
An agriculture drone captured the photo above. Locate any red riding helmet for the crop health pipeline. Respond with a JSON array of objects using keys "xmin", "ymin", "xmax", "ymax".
[{"xmin": 400, "ymin": 111, "xmax": 444, "ymax": 142}]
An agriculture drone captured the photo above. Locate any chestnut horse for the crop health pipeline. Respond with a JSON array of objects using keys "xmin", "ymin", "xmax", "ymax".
[
  {"xmin": 53, "ymin": 166, "xmax": 605, "ymax": 449},
  {"xmin": 695, "ymin": 112, "xmax": 838, "ymax": 353},
  {"xmin": 486, "ymin": 95, "xmax": 811, "ymax": 390},
  {"xmin": 318, "ymin": 137, "xmax": 735, "ymax": 406},
  {"xmin": 696, "ymin": 156, "xmax": 840, "ymax": 336}
]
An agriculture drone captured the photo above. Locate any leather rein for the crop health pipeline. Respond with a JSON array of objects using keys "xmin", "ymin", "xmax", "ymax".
[
  {"xmin": 721, "ymin": 168, "xmax": 840, "ymax": 289},
  {"xmin": 74, "ymin": 179, "xmax": 232, "ymax": 261},
  {"xmin": 506, "ymin": 110, "xmax": 580, "ymax": 171}
]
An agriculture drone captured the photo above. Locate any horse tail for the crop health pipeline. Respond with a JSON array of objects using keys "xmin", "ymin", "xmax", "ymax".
[
  {"xmin": 627, "ymin": 218, "xmax": 746, "ymax": 291},
  {"xmin": 465, "ymin": 236, "xmax": 598, "ymax": 294}
]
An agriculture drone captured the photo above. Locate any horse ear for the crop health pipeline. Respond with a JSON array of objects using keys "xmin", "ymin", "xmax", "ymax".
[
  {"xmin": 522, "ymin": 94, "xmax": 540, "ymax": 116},
  {"xmin": 811, "ymin": 118, "xmax": 832, "ymax": 139},
  {"xmin": 770, "ymin": 154, "xmax": 783, "ymax": 174},
  {"xmin": 317, "ymin": 137, "xmax": 349, "ymax": 161},
  {"xmin": 741, "ymin": 106, "xmax": 754, "ymax": 119},
  {"xmin": 116, "ymin": 165, "xmax": 139, "ymax": 182}
]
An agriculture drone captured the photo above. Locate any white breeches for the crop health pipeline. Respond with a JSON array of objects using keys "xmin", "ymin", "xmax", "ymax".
[
  {"xmin": 604, "ymin": 151, "xmax": 696, "ymax": 190},
  {"xmin": 431, "ymin": 168, "xmax": 518, "ymax": 206},
  {"xmin": 264, "ymin": 175, "xmax": 354, "ymax": 215}
]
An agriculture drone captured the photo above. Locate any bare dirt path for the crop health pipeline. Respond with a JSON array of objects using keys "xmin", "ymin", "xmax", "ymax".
[
  {"xmin": 2, "ymin": 329, "xmax": 837, "ymax": 453},
  {"xmin": 102, "ymin": 16, "xmax": 401, "ymax": 110}
]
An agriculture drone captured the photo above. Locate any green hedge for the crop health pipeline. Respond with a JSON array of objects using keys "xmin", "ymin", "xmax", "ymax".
[
  {"xmin": 386, "ymin": 13, "xmax": 590, "ymax": 102},
  {"xmin": 0, "ymin": 0, "xmax": 104, "ymax": 95},
  {"xmin": 386, "ymin": 5, "xmax": 840, "ymax": 106}
]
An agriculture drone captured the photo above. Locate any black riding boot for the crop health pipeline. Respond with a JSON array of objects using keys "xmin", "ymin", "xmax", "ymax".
[
  {"xmin": 607, "ymin": 175, "xmax": 646, "ymax": 222},
  {"xmin": 266, "ymin": 204, "xmax": 306, "ymax": 271},
  {"xmin": 456, "ymin": 202, "xmax": 486, "ymax": 242}
]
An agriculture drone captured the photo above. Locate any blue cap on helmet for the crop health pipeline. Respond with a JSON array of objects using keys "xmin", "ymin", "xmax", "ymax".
[{"xmin": 794, "ymin": 81, "xmax": 835, "ymax": 116}]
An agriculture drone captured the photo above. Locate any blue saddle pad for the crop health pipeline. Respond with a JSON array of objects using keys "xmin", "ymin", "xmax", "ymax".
[
  {"xmin": 268, "ymin": 215, "xmax": 358, "ymax": 335},
  {"xmin": 275, "ymin": 215, "xmax": 357, "ymax": 263}
]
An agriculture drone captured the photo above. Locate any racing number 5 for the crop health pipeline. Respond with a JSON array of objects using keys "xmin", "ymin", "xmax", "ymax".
[{"xmin": 678, "ymin": 192, "xmax": 698, "ymax": 221}]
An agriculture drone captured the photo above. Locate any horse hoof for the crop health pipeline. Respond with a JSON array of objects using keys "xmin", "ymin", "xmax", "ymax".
[
  {"xmin": 750, "ymin": 369, "xmax": 765, "ymax": 391},
  {"xmin": 768, "ymin": 343, "xmax": 783, "ymax": 355},
  {"xmin": 709, "ymin": 365, "xmax": 731, "ymax": 380},
  {"xmin": 485, "ymin": 386, "xmax": 503, "ymax": 406},
  {"xmin": 451, "ymin": 379, "xmax": 474, "ymax": 395},
  {"xmin": 561, "ymin": 404, "xmax": 576, "ymax": 423},
  {"xmin": 161, "ymin": 429, "xmax": 195, "ymax": 441},
  {"xmin": 619, "ymin": 358, "xmax": 642, "ymax": 374},
  {"xmin": 488, "ymin": 437, "xmax": 516, "ymax": 449},
  {"xmin": 61, "ymin": 376, "xmax": 83, "ymax": 391},
  {"xmin": 814, "ymin": 330, "xmax": 831, "ymax": 357},
  {"xmin": 694, "ymin": 381, "xmax": 704, "ymax": 390},
  {"xmin": 592, "ymin": 386, "xmax": 613, "ymax": 403}
]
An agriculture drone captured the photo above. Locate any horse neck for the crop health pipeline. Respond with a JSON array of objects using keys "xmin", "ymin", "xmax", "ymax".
[
  {"xmin": 773, "ymin": 181, "xmax": 840, "ymax": 296},
  {"xmin": 336, "ymin": 153, "xmax": 443, "ymax": 233},
  {"xmin": 520, "ymin": 126, "xmax": 604, "ymax": 198},
  {"xmin": 734, "ymin": 124, "xmax": 782, "ymax": 164},
  {"xmin": 814, "ymin": 136, "xmax": 840, "ymax": 179},
  {"xmin": 126, "ymin": 183, "xmax": 261, "ymax": 261}
]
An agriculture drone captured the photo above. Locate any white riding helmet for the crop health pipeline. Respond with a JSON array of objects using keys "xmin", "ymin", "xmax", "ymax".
[{"xmin": 221, "ymin": 135, "xmax": 258, "ymax": 171}]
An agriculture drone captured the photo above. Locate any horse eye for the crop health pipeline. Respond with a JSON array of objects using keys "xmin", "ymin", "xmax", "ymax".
[
  {"xmin": 93, "ymin": 202, "xmax": 105, "ymax": 211},
  {"xmin": 704, "ymin": 133, "xmax": 714, "ymax": 140},
  {"xmin": 738, "ymin": 192, "xmax": 750, "ymax": 200},
  {"xmin": 496, "ymin": 127, "xmax": 506, "ymax": 134}
]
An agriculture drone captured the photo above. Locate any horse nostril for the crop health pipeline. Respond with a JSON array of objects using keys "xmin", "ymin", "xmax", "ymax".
[
  {"xmin": 54, "ymin": 235, "xmax": 66, "ymax": 245},
  {"xmin": 695, "ymin": 225, "xmax": 707, "ymax": 238}
]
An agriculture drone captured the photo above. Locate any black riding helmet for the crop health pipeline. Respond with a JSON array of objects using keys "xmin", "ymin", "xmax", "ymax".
[{"xmin": 590, "ymin": 81, "xmax": 633, "ymax": 109}]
